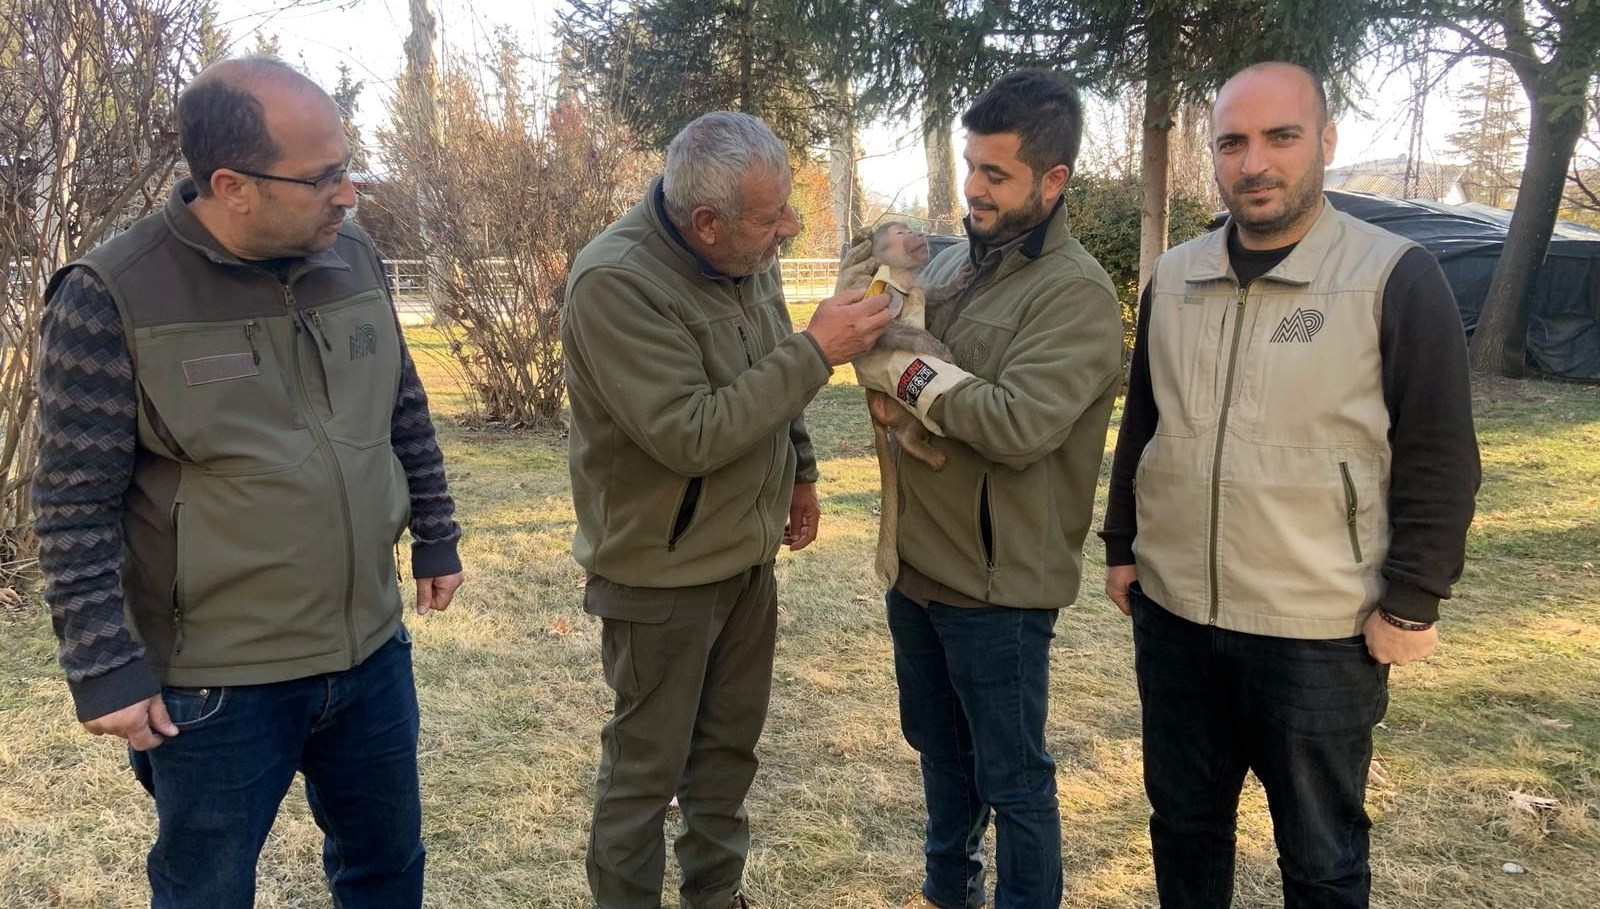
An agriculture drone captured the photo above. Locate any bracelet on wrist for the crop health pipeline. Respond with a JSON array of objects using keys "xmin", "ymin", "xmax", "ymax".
[{"xmin": 1378, "ymin": 609, "xmax": 1434, "ymax": 632}]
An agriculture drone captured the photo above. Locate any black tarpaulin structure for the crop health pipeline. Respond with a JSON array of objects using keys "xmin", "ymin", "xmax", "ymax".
[{"xmin": 1324, "ymin": 190, "xmax": 1600, "ymax": 381}]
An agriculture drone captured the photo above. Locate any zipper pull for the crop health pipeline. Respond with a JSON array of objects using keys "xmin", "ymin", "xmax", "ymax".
[
  {"xmin": 736, "ymin": 324, "xmax": 754, "ymax": 367},
  {"xmin": 308, "ymin": 311, "xmax": 333, "ymax": 351},
  {"xmin": 244, "ymin": 321, "xmax": 261, "ymax": 365}
]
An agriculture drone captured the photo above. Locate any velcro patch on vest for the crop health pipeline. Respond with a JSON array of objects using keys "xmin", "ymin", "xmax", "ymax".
[
  {"xmin": 896, "ymin": 358, "xmax": 938, "ymax": 406},
  {"xmin": 182, "ymin": 352, "xmax": 260, "ymax": 386}
]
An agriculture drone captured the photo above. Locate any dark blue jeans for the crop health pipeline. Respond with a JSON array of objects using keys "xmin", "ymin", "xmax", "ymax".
[
  {"xmin": 886, "ymin": 589, "xmax": 1061, "ymax": 909},
  {"xmin": 129, "ymin": 627, "xmax": 423, "ymax": 909},
  {"xmin": 1131, "ymin": 585, "xmax": 1389, "ymax": 909}
]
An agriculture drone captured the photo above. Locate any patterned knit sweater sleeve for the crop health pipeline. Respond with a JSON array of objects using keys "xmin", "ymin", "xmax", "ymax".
[
  {"xmin": 31, "ymin": 267, "xmax": 161, "ymax": 722},
  {"xmin": 389, "ymin": 324, "xmax": 462, "ymax": 578}
]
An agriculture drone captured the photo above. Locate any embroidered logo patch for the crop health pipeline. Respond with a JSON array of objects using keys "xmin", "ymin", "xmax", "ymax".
[
  {"xmin": 897, "ymin": 358, "xmax": 938, "ymax": 406},
  {"xmin": 349, "ymin": 324, "xmax": 377, "ymax": 360},
  {"xmin": 1270, "ymin": 308, "xmax": 1326, "ymax": 343},
  {"xmin": 961, "ymin": 340, "xmax": 990, "ymax": 370}
]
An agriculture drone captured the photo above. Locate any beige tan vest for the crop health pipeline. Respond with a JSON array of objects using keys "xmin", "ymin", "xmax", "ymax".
[{"xmin": 1134, "ymin": 202, "xmax": 1415, "ymax": 639}]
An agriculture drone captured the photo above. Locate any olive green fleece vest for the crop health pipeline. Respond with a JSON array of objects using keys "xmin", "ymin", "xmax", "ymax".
[
  {"xmin": 1135, "ymin": 202, "xmax": 1415, "ymax": 639},
  {"xmin": 53, "ymin": 180, "xmax": 410, "ymax": 686}
]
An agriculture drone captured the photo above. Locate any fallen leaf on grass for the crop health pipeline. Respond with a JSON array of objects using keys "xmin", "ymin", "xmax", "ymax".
[
  {"xmin": 1525, "ymin": 713, "xmax": 1574, "ymax": 731},
  {"xmin": 1508, "ymin": 789, "xmax": 1560, "ymax": 816},
  {"xmin": 1367, "ymin": 759, "xmax": 1394, "ymax": 794},
  {"xmin": 853, "ymin": 594, "xmax": 877, "ymax": 604},
  {"xmin": 0, "ymin": 587, "xmax": 19, "ymax": 607},
  {"xmin": 548, "ymin": 617, "xmax": 575, "ymax": 638}
]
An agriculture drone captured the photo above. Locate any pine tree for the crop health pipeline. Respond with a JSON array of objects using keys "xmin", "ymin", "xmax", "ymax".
[
  {"xmin": 1447, "ymin": 58, "xmax": 1525, "ymax": 208},
  {"xmin": 332, "ymin": 62, "xmax": 368, "ymax": 172}
]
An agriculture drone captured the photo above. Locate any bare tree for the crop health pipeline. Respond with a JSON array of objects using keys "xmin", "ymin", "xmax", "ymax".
[
  {"xmin": 0, "ymin": 0, "xmax": 213, "ymax": 578},
  {"xmin": 382, "ymin": 46, "xmax": 653, "ymax": 428}
]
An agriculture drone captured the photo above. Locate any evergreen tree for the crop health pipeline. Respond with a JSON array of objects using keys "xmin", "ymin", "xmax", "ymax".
[
  {"xmin": 1448, "ymin": 58, "xmax": 1525, "ymax": 208},
  {"xmin": 558, "ymin": 0, "xmax": 829, "ymax": 155},
  {"xmin": 332, "ymin": 62, "xmax": 368, "ymax": 172},
  {"xmin": 1403, "ymin": 0, "xmax": 1600, "ymax": 376}
]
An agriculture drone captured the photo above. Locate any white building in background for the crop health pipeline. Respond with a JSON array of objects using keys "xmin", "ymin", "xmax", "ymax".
[{"xmin": 1324, "ymin": 155, "xmax": 1471, "ymax": 205}]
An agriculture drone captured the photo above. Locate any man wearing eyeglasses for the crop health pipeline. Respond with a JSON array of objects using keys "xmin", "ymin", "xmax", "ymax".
[{"xmin": 31, "ymin": 56, "xmax": 462, "ymax": 908}]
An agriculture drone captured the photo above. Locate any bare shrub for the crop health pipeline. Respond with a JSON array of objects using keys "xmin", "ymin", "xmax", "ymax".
[
  {"xmin": 0, "ymin": 0, "xmax": 214, "ymax": 580},
  {"xmin": 381, "ymin": 46, "xmax": 654, "ymax": 429}
]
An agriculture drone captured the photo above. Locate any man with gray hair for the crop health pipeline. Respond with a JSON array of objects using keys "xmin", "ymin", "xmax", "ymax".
[{"xmin": 563, "ymin": 111, "xmax": 891, "ymax": 909}]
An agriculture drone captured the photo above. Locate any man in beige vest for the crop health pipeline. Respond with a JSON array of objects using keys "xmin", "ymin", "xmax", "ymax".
[{"xmin": 1101, "ymin": 62, "xmax": 1479, "ymax": 908}]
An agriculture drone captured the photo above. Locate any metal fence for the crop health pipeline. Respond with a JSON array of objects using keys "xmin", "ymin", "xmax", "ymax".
[
  {"xmin": 381, "ymin": 256, "xmax": 844, "ymax": 304},
  {"xmin": 778, "ymin": 258, "xmax": 839, "ymax": 302}
]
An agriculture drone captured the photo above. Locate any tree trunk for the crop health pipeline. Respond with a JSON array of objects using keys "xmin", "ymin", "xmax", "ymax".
[
  {"xmin": 923, "ymin": 91, "xmax": 960, "ymax": 235},
  {"xmin": 828, "ymin": 73, "xmax": 864, "ymax": 252},
  {"xmin": 405, "ymin": 0, "xmax": 445, "ymax": 312},
  {"xmin": 1138, "ymin": 16, "xmax": 1176, "ymax": 290},
  {"xmin": 1469, "ymin": 82, "xmax": 1587, "ymax": 377},
  {"xmin": 736, "ymin": 0, "xmax": 755, "ymax": 115}
]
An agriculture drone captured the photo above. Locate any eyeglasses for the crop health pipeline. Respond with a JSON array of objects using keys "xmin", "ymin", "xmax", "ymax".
[{"xmin": 227, "ymin": 162, "xmax": 351, "ymax": 195}]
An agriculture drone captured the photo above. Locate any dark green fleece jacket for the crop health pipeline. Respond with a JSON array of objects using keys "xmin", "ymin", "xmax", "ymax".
[{"xmin": 563, "ymin": 179, "xmax": 828, "ymax": 588}]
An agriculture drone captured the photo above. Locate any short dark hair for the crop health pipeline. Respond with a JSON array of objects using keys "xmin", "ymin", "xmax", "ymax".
[
  {"xmin": 961, "ymin": 69, "xmax": 1084, "ymax": 179},
  {"xmin": 177, "ymin": 60, "xmax": 289, "ymax": 197}
]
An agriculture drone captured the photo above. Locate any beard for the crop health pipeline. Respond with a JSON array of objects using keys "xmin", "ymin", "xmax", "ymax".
[
  {"xmin": 967, "ymin": 180, "xmax": 1047, "ymax": 245},
  {"xmin": 1220, "ymin": 153, "xmax": 1326, "ymax": 240}
]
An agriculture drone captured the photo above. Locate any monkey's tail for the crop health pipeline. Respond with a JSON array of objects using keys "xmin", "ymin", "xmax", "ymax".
[{"xmin": 872, "ymin": 417, "xmax": 900, "ymax": 590}]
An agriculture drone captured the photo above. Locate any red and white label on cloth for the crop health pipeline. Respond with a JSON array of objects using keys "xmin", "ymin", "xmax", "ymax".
[{"xmin": 896, "ymin": 358, "xmax": 938, "ymax": 406}]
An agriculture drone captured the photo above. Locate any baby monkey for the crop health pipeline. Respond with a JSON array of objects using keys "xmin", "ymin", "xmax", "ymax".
[{"xmin": 849, "ymin": 221, "xmax": 954, "ymax": 585}]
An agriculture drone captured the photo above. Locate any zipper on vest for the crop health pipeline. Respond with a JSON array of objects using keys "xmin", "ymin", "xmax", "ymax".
[
  {"xmin": 306, "ymin": 310, "xmax": 334, "ymax": 352},
  {"xmin": 243, "ymin": 321, "xmax": 261, "ymax": 365},
  {"xmin": 1339, "ymin": 461, "xmax": 1363, "ymax": 563},
  {"xmin": 171, "ymin": 499, "xmax": 186, "ymax": 654},
  {"xmin": 1207, "ymin": 285, "xmax": 1249, "ymax": 625},
  {"xmin": 283, "ymin": 282, "xmax": 361, "ymax": 664}
]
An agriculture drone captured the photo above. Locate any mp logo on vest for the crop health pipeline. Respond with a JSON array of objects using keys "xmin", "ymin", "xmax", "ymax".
[
  {"xmin": 349, "ymin": 324, "xmax": 377, "ymax": 360},
  {"xmin": 1270, "ymin": 308, "xmax": 1325, "ymax": 343}
]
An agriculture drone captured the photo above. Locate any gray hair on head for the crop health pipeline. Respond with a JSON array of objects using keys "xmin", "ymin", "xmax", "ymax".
[{"xmin": 662, "ymin": 111, "xmax": 790, "ymax": 226}]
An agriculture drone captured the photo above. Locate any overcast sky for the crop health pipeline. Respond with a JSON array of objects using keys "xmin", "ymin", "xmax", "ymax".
[{"xmin": 214, "ymin": 0, "xmax": 1483, "ymax": 204}]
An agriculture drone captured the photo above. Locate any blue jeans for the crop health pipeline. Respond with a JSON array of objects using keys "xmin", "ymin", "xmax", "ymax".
[
  {"xmin": 129, "ymin": 626, "xmax": 423, "ymax": 909},
  {"xmin": 1131, "ymin": 585, "xmax": 1389, "ymax": 909},
  {"xmin": 886, "ymin": 589, "xmax": 1061, "ymax": 909}
]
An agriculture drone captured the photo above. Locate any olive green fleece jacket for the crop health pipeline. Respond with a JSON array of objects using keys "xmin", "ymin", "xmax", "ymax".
[
  {"xmin": 563, "ymin": 179, "xmax": 831, "ymax": 588},
  {"xmin": 896, "ymin": 202, "xmax": 1124, "ymax": 608}
]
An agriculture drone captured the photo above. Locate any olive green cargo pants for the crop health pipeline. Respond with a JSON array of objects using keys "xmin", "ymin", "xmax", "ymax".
[{"xmin": 584, "ymin": 562, "xmax": 778, "ymax": 909}]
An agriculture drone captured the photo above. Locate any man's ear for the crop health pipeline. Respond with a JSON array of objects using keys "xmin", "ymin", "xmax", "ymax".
[
  {"xmin": 209, "ymin": 169, "xmax": 257, "ymax": 215},
  {"xmin": 1040, "ymin": 163, "xmax": 1071, "ymax": 203},
  {"xmin": 689, "ymin": 205, "xmax": 721, "ymax": 246}
]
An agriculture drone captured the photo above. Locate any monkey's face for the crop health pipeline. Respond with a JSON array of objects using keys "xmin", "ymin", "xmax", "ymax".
[{"xmin": 872, "ymin": 223, "xmax": 930, "ymax": 271}]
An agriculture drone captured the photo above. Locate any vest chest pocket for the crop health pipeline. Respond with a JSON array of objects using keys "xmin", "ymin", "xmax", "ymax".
[
  {"xmin": 134, "ymin": 319, "xmax": 309, "ymax": 472},
  {"xmin": 303, "ymin": 293, "xmax": 403, "ymax": 447}
]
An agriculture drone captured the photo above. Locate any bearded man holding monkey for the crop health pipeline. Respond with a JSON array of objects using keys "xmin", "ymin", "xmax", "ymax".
[{"xmin": 846, "ymin": 69, "xmax": 1124, "ymax": 908}]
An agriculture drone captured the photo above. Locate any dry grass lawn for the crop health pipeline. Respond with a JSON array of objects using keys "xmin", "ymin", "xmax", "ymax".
[{"xmin": 1, "ymin": 324, "xmax": 1596, "ymax": 908}]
